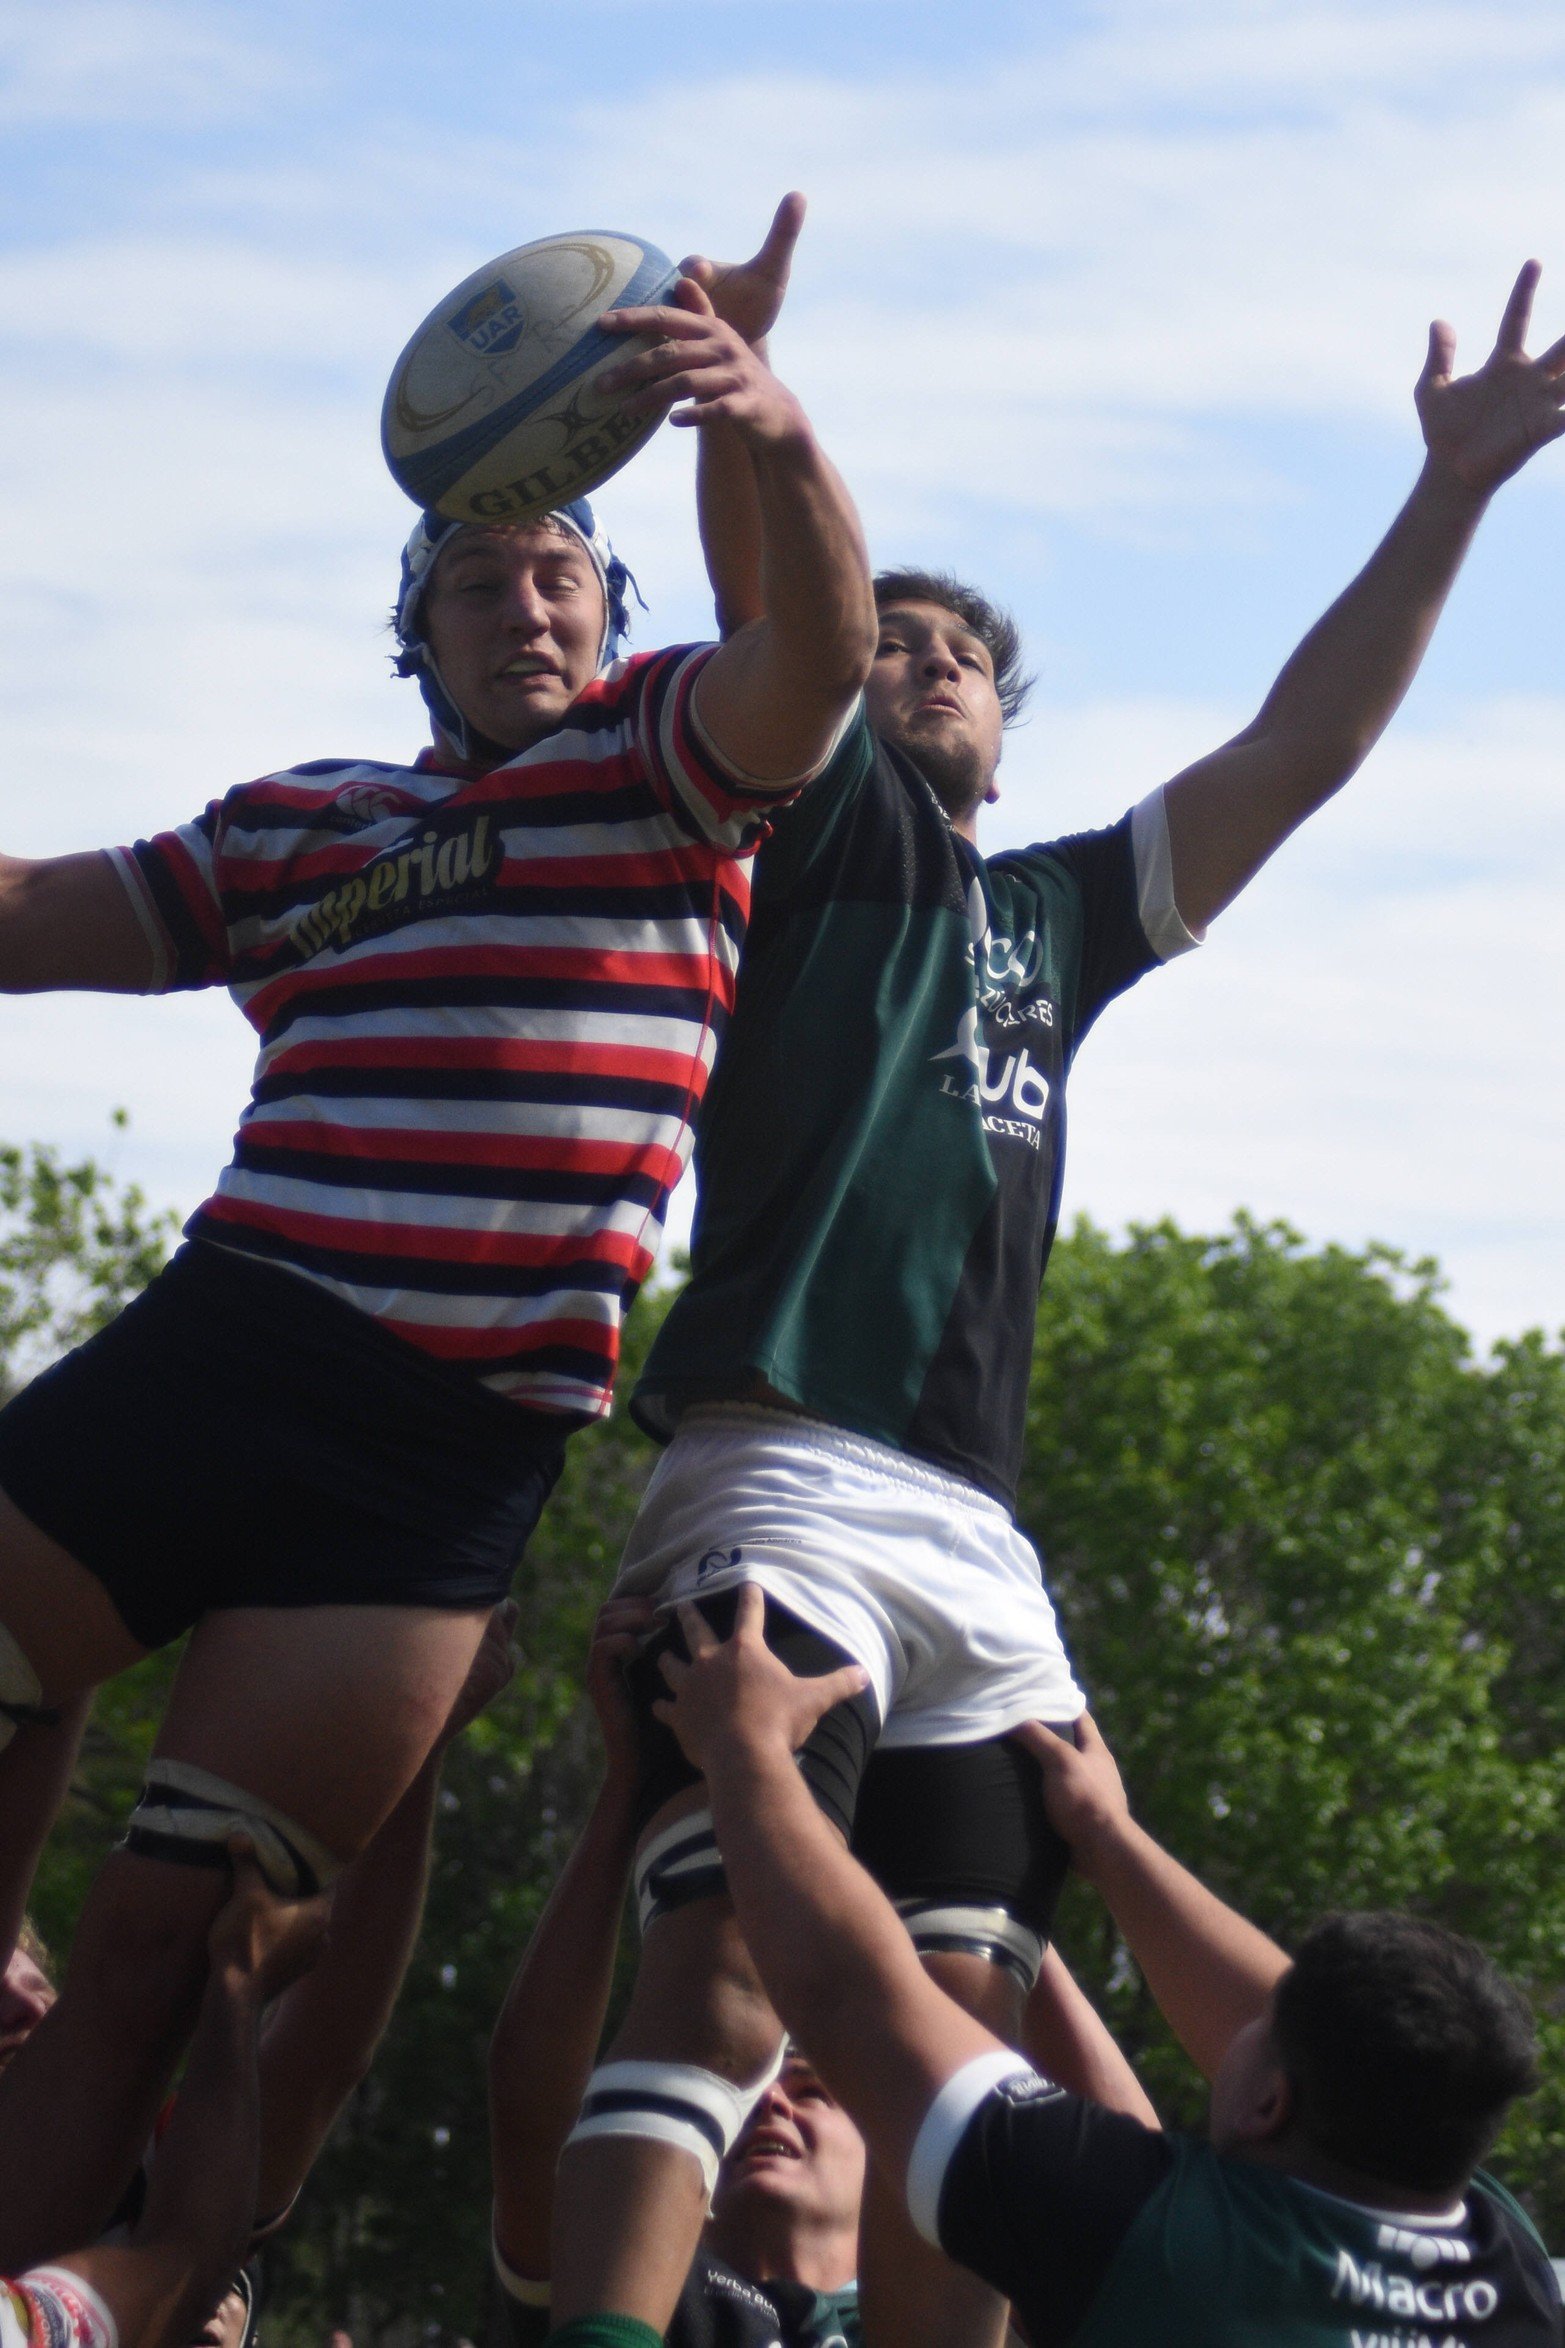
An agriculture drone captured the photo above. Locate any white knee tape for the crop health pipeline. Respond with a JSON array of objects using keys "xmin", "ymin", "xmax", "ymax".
[
  {"xmin": 0, "ymin": 1622, "xmax": 58, "ymax": 1754},
  {"xmin": 898, "ymin": 1900, "xmax": 1046, "ymax": 1993},
  {"xmin": 634, "ymin": 1806, "xmax": 727, "ymax": 1935},
  {"xmin": 564, "ymin": 2043, "xmax": 787, "ymax": 2200},
  {"xmin": 123, "ymin": 1760, "xmax": 341, "ymax": 1898}
]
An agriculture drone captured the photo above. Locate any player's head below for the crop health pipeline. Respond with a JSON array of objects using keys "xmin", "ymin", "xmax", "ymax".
[
  {"xmin": 393, "ymin": 500, "xmax": 636, "ymax": 765},
  {"xmin": 866, "ymin": 569, "xmax": 1033, "ymax": 839},
  {"xmin": 705, "ymin": 2051, "xmax": 865, "ymax": 2292},
  {"xmin": 1210, "ymin": 1911, "xmax": 1538, "ymax": 2206}
]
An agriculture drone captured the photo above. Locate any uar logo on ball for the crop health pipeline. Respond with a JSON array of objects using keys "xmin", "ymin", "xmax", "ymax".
[{"xmin": 382, "ymin": 230, "xmax": 680, "ymax": 523}]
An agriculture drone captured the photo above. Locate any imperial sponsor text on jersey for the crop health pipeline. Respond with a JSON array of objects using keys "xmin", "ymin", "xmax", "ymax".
[{"xmin": 108, "ymin": 645, "xmax": 790, "ymax": 1419}]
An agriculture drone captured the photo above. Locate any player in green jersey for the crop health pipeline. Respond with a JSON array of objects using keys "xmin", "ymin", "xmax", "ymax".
[{"xmin": 634, "ymin": 1590, "xmax": 1562, "ymax": 2348}]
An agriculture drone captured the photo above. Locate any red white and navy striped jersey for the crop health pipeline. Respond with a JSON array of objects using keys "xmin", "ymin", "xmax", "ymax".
[{"xmin": 109, "ymin": 645, "xmax": 802, "ymax": 1421}]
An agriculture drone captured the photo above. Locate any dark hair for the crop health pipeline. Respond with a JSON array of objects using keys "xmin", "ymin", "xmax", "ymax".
[
  {"xmin": 872, "ymin": 569, "xmax": 1034, "ymax": 724},
  {"xmin": 1271, "ymin": 1912, "xmax": 1538, "ymax": 2194}
]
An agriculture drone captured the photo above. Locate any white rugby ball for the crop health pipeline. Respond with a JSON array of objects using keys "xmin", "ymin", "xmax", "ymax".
[{"xmin": 382, "ymin": 230, "xmax": 681, "ymax": 523}]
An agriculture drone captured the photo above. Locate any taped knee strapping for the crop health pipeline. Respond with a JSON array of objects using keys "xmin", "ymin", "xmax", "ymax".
[
  {"xmin": 634, "ymin": 1806, "xmax": 726, "ymax": 1935},
  {"xmin": 123, "ymin": 1759, "xmax": 341, "ymax": 1898},
  {"xmin": 564, "ymin": 2043, "xmax": 786, "ymax": 2200},
  {"xmin": 0, "ymin": 1622, "xmax": 60, "ymax": 1752},
  {"xmin": 899, "ymin": 1899, "xmax": 1046, "ymax": 1993}
]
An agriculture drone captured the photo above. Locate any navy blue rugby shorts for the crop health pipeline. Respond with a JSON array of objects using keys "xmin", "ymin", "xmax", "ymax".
[{"xmin": 0, "ymin": 1240, "xmax": 570, "ymax": 1648}]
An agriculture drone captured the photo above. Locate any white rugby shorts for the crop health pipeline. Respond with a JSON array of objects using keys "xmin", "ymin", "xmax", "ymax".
[{"xmin": 613, "ymin": 1405, "xmax": 1085, "ymax": 1743}]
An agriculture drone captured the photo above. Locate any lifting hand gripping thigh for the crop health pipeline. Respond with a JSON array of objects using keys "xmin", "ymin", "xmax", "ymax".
[{"xmin": 123, "ymin": 1759, "xmax": 341, "ymax": 1897}]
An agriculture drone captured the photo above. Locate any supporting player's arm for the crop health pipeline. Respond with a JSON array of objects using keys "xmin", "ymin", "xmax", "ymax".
[
  {"xmin": 1163, "ymin": 261, "xmax": 1565, "ymax": 934},
  {"xmin": 488, "ymin": 1598, "xmax": 652, "ymax": 2283},
  {"xmin": 253, "ymin": 1603, "xmax": 520, "ymax": 2229},
  {"xmin": 0, "ymin": 1696, "xmax": 92, "ymax": 1972},
  {"xmin": 1021, "ymin": 1944, "xmax": 1160, "ymax": 2127},
  {"xmin": 685, "ymin": 195, "xmax": 807, "ymax": 639},
  {"xmin": 1012, "ymin": 1716, "xmax": 1289, "ymax": 2082},
  {"xmin": 38, "ymin": 1850, "xmax": 325, "ymax": 2348},
  {"xmin": 652, "ymin": 1590, "xmax": 1010, "ymax": 2197},
  {"xmin": 601, "ymin": 271, "xmax": 876, "ymax": 785},
  {"xmin": 0, "ymin": 853, "xmax": 153, "ymax": 992}
]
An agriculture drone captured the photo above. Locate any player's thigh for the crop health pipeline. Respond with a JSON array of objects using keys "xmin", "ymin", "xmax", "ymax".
[
  {"xmin": 0, "ymin": 1485, "xmax": 146, "ymax": 1697},
  {"xmin": 852, "ymin": 1733, "xmax": 1073, "ymax": 2013},
  {"xmin": 153, "ymin": 1602, "xmax": 490, "ymax": 1860}
]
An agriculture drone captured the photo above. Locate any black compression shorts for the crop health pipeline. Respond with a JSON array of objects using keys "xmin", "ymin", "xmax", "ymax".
[
  {"xmin": 0, "ymin": 1240, "xmax": 569, "ymax": 1647},
  {"xmin": 626, "ymin": 1590, "xmax": 1071, "ymax": 1942}
]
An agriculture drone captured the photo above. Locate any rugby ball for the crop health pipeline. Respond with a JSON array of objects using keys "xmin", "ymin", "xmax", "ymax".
[{"xmin": 381, "ymin": 231, "xmax": 681, "ymax": 523}]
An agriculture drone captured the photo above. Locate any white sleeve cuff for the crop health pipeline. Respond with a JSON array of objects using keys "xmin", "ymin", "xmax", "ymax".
[
  {"xmin": 689, "ymin": 681, "xmax": 864, "ymax": 798},
  {"xmin": 1130, "ymin": 787, "xmax": 1202, "ymax": 961},
  {"xmin": 103, "ymin": 847, "xmax": 173, "ymax": 993},
  {"xmin": 905, "ymin": 2051, "xmax": 1040, "ymax": 2247}
]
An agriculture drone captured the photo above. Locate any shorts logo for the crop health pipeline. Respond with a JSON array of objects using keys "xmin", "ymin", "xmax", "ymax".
[
  {"xmin": 696, "ymin": 1545, "xmax": 742, "ymax": 1581},
  {"xmin": 449, "ymin": 278, "xmax": 527, "ymax": 358}
]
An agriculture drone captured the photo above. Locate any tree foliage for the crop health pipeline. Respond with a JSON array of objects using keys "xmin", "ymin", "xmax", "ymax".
[
  {"xmin": 13, "ymin": 1167, "xmax": 1565, "ymax": 2334},
  {"xmin": 1021, "ymin": 1215, "xmax": 1565, "ymax": 2224}
]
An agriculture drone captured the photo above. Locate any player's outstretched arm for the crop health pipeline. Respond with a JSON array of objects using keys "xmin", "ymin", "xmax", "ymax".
[
  {"xmin": 600, "ymin": 275, "xmax": 876, "ymax": 785},
  {"xmin": 1163, "ymin": 260, "xmax": 1565, "ymax": 934},
  {"xmin": 653, "ymin": 1590, "xmax": 1006, "ymax": 2193},
  {"xmin": 41, "ymin": 1848, "xmax": 325, "ymax": 2348},
  {"xmin": 0, "ymin": 853, "xmax": 154, "ymax": 992},
  {"xmin": 1013, "ymin": 1716, "xmax": 1288, "ymax": 2082},
  {"xmin": 488, "ymin": 1597, "xmax": 652, "ymax": 2285},
  {"xmin": 685, "ymin": 194, "xmax": 807, "ymax": 640}
]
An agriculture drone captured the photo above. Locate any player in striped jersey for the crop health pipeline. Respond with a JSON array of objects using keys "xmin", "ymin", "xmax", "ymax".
[{"xmin": 0, "ymin": 250, "xmax": 877, "ymax": 2265}]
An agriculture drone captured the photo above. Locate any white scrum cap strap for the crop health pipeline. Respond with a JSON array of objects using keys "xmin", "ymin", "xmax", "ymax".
[{"xmin": 123, "ymin": 1759, "xmax": 341, "ymax": 1897}]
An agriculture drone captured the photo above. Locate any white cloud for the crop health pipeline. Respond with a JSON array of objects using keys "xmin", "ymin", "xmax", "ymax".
[{"xmin": 0, "ymin": 1, "xmax": 296, "ymax": 127}]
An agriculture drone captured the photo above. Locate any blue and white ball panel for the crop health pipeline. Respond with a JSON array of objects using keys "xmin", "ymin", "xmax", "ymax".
[{"xmin": 381, "ymin": 231, "xmax": 680, "ymax": 523}]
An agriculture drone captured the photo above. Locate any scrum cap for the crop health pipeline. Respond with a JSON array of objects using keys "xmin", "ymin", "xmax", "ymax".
[{"xmin": 393, "ymin": 496, "xmax": 639, "ymax": 761}]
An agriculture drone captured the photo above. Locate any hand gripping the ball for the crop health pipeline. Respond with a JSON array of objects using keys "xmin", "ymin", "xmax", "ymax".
[{"xmin": 597, "ymin": 280, "xmax": 809, "ymax": 447}]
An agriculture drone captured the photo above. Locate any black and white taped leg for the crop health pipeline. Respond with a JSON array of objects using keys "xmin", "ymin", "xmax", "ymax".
[
  {"xmin": 562, "ymin": 2041, "xmax": 787, "ymax": 2201},
  {"xmin": 634, "ymin": 1806, "xmax": 726, "ymax": 1935},
  {"xmin": 897, "ymin": 1900, "xmax": 1046, "ymax": 1994},
  {"xmin": 0, "ymin": 1621, "xmax": 60, "ymax": 1752},
  {"xmin": 123, "ymin": 1759, "xmax": 341, "ymax": 1898}
]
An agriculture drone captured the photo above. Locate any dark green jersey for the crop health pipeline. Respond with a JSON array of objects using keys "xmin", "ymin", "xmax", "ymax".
[
  {"xmin": 633, "ymin": 717, "xmax": 1172, "ymax": 1507},
  {"xmin": 489, "ymin": 2247, "xmax": 859, "ymax": 2348},
  {"xmin": 933, "ymin": 2070, "xmax": 1562, "ymax": 2348}
]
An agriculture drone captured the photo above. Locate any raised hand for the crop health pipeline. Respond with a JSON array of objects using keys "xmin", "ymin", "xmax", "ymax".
[
  {"xmin": 436, "ymin": 1598, "xmax": 518, "ymax": 1748},
  {"xmin": 584, "ymin": 1593, "xmax": 655, "ymax": 1790},
  {"xmin": 679, "ymin": 193, "xmax": 806, "ymax": 349},
  {"xmin": 1010, "ymin": 1713, "xmax": 1133, "ymax": 1864},
  {"xmin": 1417, "ymin": 260, "xmax": 1565, "ymax": 495},
  {"xmin": 598, "ymin": 279, "xmax": 808, "ymax": 444},
  {"xmin": 207, "ymin": 1840, "xmax": 329, "ymax": 2004},
  {"xmin": 653, "ymin": 1584, "xmax": 867, "ymax": 1770}
]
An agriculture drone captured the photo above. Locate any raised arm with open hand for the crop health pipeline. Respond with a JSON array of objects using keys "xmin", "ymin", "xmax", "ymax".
[{"xmin": 1160, "ymin": 260, "xmax": 1565, "ymax": 935}]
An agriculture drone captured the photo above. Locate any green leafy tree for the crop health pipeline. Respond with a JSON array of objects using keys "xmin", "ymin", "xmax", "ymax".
[{"xmin": 1021, "ymin": 1215, "xmax": 1565, "ymax": 2226}]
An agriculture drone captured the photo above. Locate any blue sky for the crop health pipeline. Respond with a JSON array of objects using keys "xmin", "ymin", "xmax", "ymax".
[{"xmin": 3, "ymin": 0, "xmax": 1564, "ymax": 1346}]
